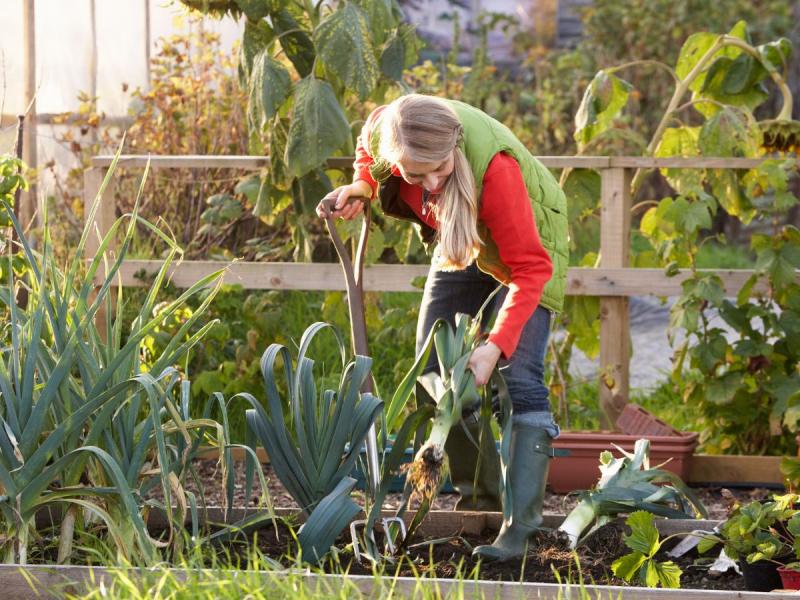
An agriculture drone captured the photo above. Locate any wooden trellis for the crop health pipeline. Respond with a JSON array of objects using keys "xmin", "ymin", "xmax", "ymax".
[{"xmin": 85, "ymin": 154, "xmax": 800, "ymax": 429}]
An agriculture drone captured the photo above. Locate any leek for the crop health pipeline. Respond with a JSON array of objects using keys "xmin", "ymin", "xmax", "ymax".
[
  {"xmin": 241, "ymin": 321, "xmax": 383, "ymax": 564},
  {"xmin": 0, "ymin": 150, "xmax": 227, "ymax": 565},
  {"xmin": 405, "ymin": 313, "xmax": 483, "ymax": 505},
  {"xmin": 557, "ymin": 439, "xmax": 708, "ymax": 549}
]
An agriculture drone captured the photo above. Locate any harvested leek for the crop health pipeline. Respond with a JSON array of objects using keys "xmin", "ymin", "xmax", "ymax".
[{"xmin": 557, "ymin": 439, "xmax": 708, "ymax": 549}]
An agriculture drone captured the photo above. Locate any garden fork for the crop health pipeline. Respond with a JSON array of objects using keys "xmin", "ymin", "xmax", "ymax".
[{"xmin": 321, "ymin": 195, "xmax": 407, "ymax": 560}]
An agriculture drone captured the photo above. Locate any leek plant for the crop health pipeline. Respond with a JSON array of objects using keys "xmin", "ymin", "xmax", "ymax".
[
  {"xmin": 375, "ymin": 307, "xmax": 511, "ymax": 554},
  {"xmin": 241, "ymin": 321, "xmax": 383, "ymax": 564},
  {"xmin": 404, "ymin": 315, "xmax": 482, "ymax": 502},
  {"xmin": 400, "ymin": 310, "xmax": 509, "ymax": 511},
  {"xmin": 557, "ymin": 439, "xmax": 708, "ymax": 549},
  {"xmin": 0, "ymin": 152, "xmax": 226, "ymax": 564}
]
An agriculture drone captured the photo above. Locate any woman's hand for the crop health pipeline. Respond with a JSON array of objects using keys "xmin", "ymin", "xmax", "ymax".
[
  {"xmin": 468, "ymin": 341, "xmax": 502, "ymax": 387},
  {"xmin": 316, "ymin": 180, "xmax": 372, "ymax": 220}
]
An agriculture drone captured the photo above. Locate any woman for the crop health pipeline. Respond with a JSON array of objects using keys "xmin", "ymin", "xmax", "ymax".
[{"xmin": 317, "ymin": 94, "xmax": 568, "ymax": 561}]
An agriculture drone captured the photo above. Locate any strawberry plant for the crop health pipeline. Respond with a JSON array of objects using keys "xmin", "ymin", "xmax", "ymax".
[
  {"xmin": 612, "ymin": 511, "xmax": 683, "ymax": 589},
  {"xmin": 699, "ymin": 493, "xmax": 800, "ymax": 564}
]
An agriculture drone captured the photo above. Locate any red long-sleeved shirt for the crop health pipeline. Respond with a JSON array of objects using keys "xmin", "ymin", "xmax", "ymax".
[{"xmin": 353, "ymin": 107, "xmax": 553, "ymax": 358}]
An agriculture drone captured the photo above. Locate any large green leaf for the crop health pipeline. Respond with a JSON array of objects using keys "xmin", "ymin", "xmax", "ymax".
[
  {"xmin": 655, "ymin": 127, "xmax": 703, "ymax": 196},
  {"xmin": 314, "ymin": 3, "xmax": 379, "ymax": 100},
  {"xmin": 624, "ymin": 511, "xmax": 659, "ymax": 555},
  {"xmin": 612, "ymin": 552, "xmax": 647, "ymax": 581},
  {"xmin": 706, "ymin": 371, "xmax": 743, "ymax": 405},
  {"xmin": 574, "ymin": 70, "xmax": 631, "ymax": 146},
  {"xmin": 699, "ymin": 107, "xmax": 757, "ymax": 157},
  {"xmin": 290, "ymin": 168, "xmax": 333, "ymax": 215},
  {"xmin": 249, "ymin": 51, "xmax": 291, "ymax": 128},
  {"xmin": 697, "ymin": 55, "xmax": 769, "ymax": 117},
  {"xmin": 647, "ymin": 560, "xmax": 682, "ymax": 588},
  {"xmin": 272, "ymin": 8, "xmax": 315, "ymax": 77},
  {"xmin": 682, "ymin": 21, "xmax": 769, "ymax": 117},
  {"xmin": 285, "ymin": 77, "xmax": 351, "ymax": 177},
  {"xmin": 234, "ymin": 0, "xmax": 270, "ymax": 21},
  {"xmin": 757, "ymin": 38, "xmax": 792, "ymax": 73},
  {"xmin": 239, "ymin": 19, "xmax": 274, "ymax": 85},
  {"xmin": 675, "ymin": 31, "xmax": 719, "ymax": 84},
  {"xmin": 380, "ymin": 32, "xmax": 406, "ymax": 81},
  {"xmin": 297, "ymin": 476, "xmax": 361, "ymax": 565},
  {"xmin": 355, "ymin": 0, "xmax": 394, "ymax": 46}
]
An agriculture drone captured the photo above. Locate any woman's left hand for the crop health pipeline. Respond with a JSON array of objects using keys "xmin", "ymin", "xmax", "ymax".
[{"xmin": 468, "ymin": 342, "xmax": 502, "ymax": 387}]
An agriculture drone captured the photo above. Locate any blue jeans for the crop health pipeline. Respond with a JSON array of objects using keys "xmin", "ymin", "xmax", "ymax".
[{"xmin": 415, "ymin": 261, "xmax": 559, "ymax": 438}]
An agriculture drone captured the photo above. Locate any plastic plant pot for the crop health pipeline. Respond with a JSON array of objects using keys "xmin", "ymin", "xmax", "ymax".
[
  {"xmin": 739, "ymin": 559, "xmax": 782, "ymax": 592},
  {"xmin": 778, "ymin": 566, "xmax": 800, "ymax": 590},
  {"xmin": 548, "ymin": 431, "xmax": 698, "ymax": 493}
]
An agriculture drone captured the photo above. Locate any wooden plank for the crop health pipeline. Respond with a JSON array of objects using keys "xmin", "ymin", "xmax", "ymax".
[
  {"xmin": 116, "ymin": 260, "xmax": 430, "ymax": 292},
  {"xmin": 144, "ymin": 0, "xmax": 151, "ymax": 86},
  {"xmin": 565, "ymin": 267, "xmax": 793, "ymax": 296},
  {"xmin": 83, "ymin": 168, "xmax": 116, "ymax": 259},
  {"xmin": 609, "ymin": 156, "xmax": 795, "ymax": 169},
  {"xmin": 89, "ymin": 155, "xmax": 612, "ymax": 170},
  {"xmin": 112, "ymin": 261, "xmax": 798, "ymax": 295},
  {"xmin": 35, "ymin": 503, "xmax": 718, "ymax": 539},
  {"xmin": 0, "ymin": 563, "xmax": 778, "ymax": 600},
  {"xmin": 90, "ymin": 155, "xmax": 357, "ymax": 170},
  {"xmin": 88, "ymin": 154, "xmax": 798, "ymax": 171},
  {"xmin": 0, "ymin": 113, "xmax": 133, "ymax": 128},
  {"xmin": 538, "ymin": 156, "xmax": 611, "ymax": 168},
  {"xmin": 688, "ymin": 454, "xmax": 784, "ymax": 486},
  {"xmin": 21, "ymin": 0, "xmax": 37, "ymax": 232},
  {"xmin": 92, "ymin": 155, "xmax": 270, "ymax": 169},
  {"xmin": 84, "ymin": 168, "xmax": 116, "ymax": 338},
  {"xmin": 195, "ymin": 445, "xmax": 789, "ymax": 487},
  {"xmin": 599, "ymin": 167, "xmax": 633, "ymax": 428}
]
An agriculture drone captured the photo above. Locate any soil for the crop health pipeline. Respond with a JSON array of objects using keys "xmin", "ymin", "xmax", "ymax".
[
  {"xmin": 216, "ymin": 517, "xmax": 745, "ymax": 590},
  {"xmin": 188, "ymin": 458, "xmax": 773, "ymax": 518},
  {"xmin": 186, "ymin": 459, "xmax": 772, "ymax": 590}
]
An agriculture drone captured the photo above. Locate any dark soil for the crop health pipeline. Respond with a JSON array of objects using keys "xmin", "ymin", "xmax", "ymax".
[
  {"xmin": 214, "ymin": 518, "xmax": 745, "ymax": 590},
  {"xmin": 184, "ymin": 459, "xmax": 771, "ymax": 589},
  {"xmin": 188, "ymin": 458, "xmax": 774, "ymax": 517}
]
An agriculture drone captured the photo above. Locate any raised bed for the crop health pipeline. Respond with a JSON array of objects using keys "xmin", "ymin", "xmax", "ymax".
[
  {"xmin": 0, "ymin": 563, "xmax": 786, "ymax": 600},
  {"xmin": 34, "ymin": 506, "xmax": 718, "ymax": 541},
  {"xmin": 22, "ymin": 507, "xmax": 774, "ymax": 597},
  {"xmin": 195, "ymin": 446, "xmax": 788, "ymax": 489}
]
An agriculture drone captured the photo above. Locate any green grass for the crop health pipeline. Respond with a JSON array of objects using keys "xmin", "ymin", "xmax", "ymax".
[
  {"xmin": 65, "ymin": 568, "xmax": 485, "ymax": 600},
  {"xmin": 58, "ymin": 545, "xmax": 610, "ymax": 600}
]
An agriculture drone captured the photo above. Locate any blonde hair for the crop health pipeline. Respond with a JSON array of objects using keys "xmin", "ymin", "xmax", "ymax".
[{"xmin": 378, "ymin": 94, "xmax": 480, "ymax": 269}]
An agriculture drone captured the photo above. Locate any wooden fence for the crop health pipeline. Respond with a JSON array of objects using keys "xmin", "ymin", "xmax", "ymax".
[{"xmin": 85, "ymin": 155, "xmax": 798, "ymax": 429}]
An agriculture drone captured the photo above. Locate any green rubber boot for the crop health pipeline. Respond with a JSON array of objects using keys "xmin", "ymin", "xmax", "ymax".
[
  {"xmin": 445, "ymin": 414, "xmax": 501, "ymax": 512},
  {"xmin": 472, "ymin": 423, "xmax": 552, "ymax": 561}
]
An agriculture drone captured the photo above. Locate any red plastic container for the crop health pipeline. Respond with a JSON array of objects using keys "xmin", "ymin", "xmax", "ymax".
[
  {"xmin": 615, "ymin": 403, "xmax": 680, "ymax": 437},
  {"xmin": 548, "ymin": 431, "xmax": 699, "ymax": 493},
  {"xmin": 778, "ymin": 566, "xmax": 800, "ymax": 590}
]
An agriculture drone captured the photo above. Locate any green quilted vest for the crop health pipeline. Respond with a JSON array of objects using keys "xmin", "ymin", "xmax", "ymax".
[{"xmin": 366, "ymin": 99, "xmax": 568, "ymax": 313}]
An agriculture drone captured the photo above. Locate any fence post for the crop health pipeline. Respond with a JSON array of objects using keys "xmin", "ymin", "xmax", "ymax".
[
  {"xmin": 84, "ymin": 167, "xmax": 115, "ymax": 337},
  {"xmin": 598, "ymin": 166, "xmax": 632, "ymax": 429}
]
